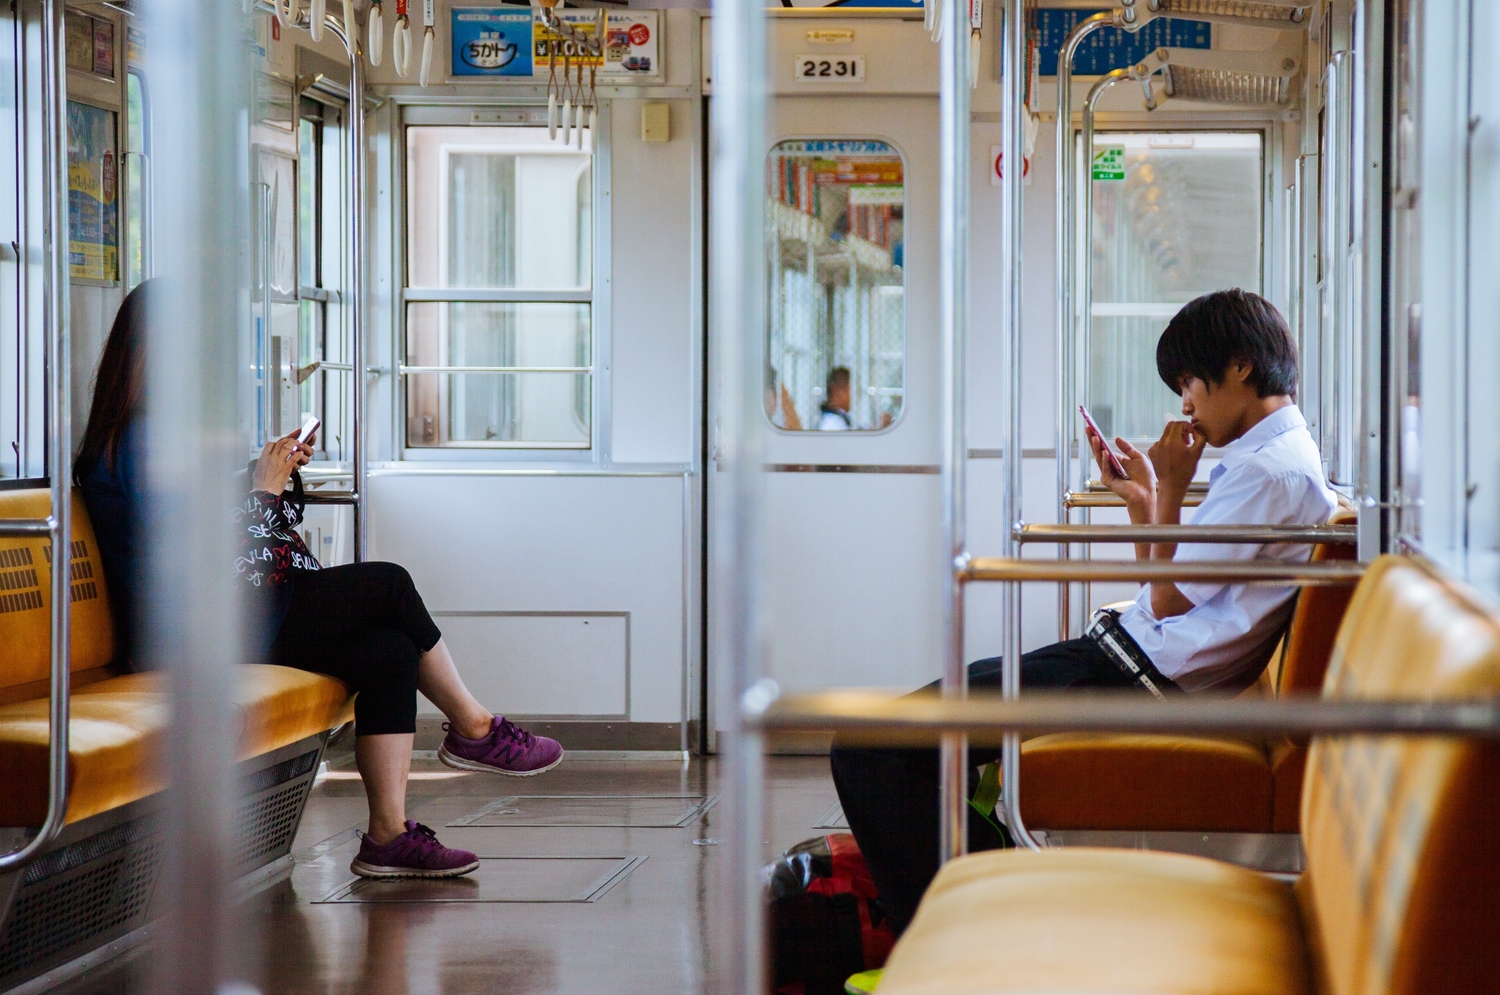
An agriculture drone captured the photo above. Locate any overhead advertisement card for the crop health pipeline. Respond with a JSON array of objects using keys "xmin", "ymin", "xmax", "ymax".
[
  {"xmin": 451, "ymin": 8, "xmax": 534, "ymax": 77},
  {"xmin": 449, "ymin": 9, "xmax": 659, "ymax": 80},
  {"xmin": 533, "ymin": 11, "xmax": 658, "ymax": 77}
]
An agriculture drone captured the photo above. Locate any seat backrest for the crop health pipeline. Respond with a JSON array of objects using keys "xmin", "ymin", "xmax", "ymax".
[
  {"xmin": 1301, "ymin": 555, "xmax": 1500, "ymax": 995},
  {"xmin": 1273, "ymin": 508, "xmax": 1361, "ymax": 696},
  {"xmin": 0, "ymin": 489, "xmax": 115, "ymax": 698}
]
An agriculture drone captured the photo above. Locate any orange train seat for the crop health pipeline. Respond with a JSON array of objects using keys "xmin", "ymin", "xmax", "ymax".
[
  {"xmin": 876, "ymin": 554, "xmax": 1500, "ymax": 995},
  {"xmin": 1018, "ymin": 511, "xmax": 1359, "ymax": 833},
  {"xmin": 0, "ymin": 487, "xmax": 355, "ymax": 828}
]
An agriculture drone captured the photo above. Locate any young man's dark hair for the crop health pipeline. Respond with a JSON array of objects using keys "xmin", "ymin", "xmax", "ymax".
[
  {"xmin": 826, "ymin": 366, "xmax": 851, "ymax": 393},
  {"xmin": 1155, "ymin": 288, "xmax": 1298, "ymax": 398}
]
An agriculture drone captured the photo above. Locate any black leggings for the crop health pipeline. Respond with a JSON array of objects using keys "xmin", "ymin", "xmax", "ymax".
[
  {"xmin": 828, "ymin": 639, "xmax": 1154, "ymax": 936},
  {"xmin": 271, "ymin": 562, "xmax": 443, "ymax": 736}
]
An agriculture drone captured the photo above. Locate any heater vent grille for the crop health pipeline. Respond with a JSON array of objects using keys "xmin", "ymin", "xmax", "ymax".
[
  {"xmin": 1152, "ymin": 0, "xmax": 1307, "ymax": 23},
  {"xmin": 1164, "ymin": 65, "xmax": 1291, "ymax": 105}
]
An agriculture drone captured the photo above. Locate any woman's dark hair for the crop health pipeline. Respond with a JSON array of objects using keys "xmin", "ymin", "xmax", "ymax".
[
  {"xmin": 1155, "ymin": 288, "xmax": 1298, "ymax": 398},
  {"xmin": 76, "ymin": 280, "xmax": 153, "ymax": 480}
]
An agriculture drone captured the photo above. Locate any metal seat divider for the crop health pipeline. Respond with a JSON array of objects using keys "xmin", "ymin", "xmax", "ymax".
[
  {"xmin": 251, "ymin": 0, "xmax": 367, "ymax": 560},
  {"xmin": 0, "ymin": 0, "xmax": 72, "ymax": 875}
]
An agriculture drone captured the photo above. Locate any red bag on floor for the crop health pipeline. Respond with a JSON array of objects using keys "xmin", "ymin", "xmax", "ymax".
[{"xmin": 766, "ymin": 833, "xmax": 895, "ymax": 995}]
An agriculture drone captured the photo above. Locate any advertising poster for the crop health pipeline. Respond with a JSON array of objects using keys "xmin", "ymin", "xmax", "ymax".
[
  {"xmin": 451, "ymin": 8, "xmax": 534, "ymax": 77},
  {"xmin": 534, "ymin": 11, "xmax": 658, "ymax": 77},
  {"xmin": 67, "ymin": 101, "xmax": 118, "ymax": 283}
]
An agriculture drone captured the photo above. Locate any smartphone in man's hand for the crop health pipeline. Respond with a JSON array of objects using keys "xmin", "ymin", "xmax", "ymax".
[{"xmin": 1079, "ymin": 405, "xmax": 1127, "ymax": 478}]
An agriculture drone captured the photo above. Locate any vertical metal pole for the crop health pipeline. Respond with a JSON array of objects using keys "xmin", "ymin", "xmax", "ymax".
[
  {"xmin": 1055, "ymin": 13, "xmax": 1112, "ymax": 641},
  {"xmin": 0, "ymin": 0, "xmax": 75, "ymax": 877},
  {"xmin": 41, "ymin": 0, "xmax": 70, "ymax": 855},
  {"xmin": 999, "ymin": 0, "xmax": 1041, "ymax": 853},
  {"xmin": 349, "ymin": 39, "xmax": 367, "ymax": 562},
  {"xmin": 711, "ymin": 0, "xmax": 767, "ymax": 990},
  {"xmin": 145, "ymin": 0, "xmax": 250, "ymax": 988},
  {"xmin": 937, "ymin": 0, "xmax": 971, "ymax": 866}
]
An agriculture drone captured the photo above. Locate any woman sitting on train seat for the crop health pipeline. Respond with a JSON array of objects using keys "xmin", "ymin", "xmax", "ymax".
[
  {"xmin": 830, "ymin": 288, "xmax": 1336, "ymax": 934},
  {"xmin": 76, "ymin": 281, "xmax": 564, "ymax": 881}
]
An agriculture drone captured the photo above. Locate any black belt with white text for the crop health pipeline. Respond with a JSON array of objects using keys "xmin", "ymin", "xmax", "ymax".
[{"xmin": 1085, "ymin": 608, "xmax": 1184, "ymax": 700}]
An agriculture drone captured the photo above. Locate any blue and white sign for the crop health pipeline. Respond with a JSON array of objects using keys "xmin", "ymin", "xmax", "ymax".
[{"xmin": 451, "ymin": 8, "xmax": 533, "ymax": 77}]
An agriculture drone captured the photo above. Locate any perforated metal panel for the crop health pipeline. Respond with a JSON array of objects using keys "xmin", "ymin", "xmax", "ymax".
[
  {"xmin": 1164, "ymin": 64, "xmax": 1292, "ymax": 105},
  {"xmin": 1150, "ymin": 0, "xmax": 1308, "ymax": 22},
  {"xmin": 235, "ymin": 747, "xmax": 323, "ymax": 872},
  {"xmin": 0, "ymin": 816, "xmax": 161, "ymax": 987}
]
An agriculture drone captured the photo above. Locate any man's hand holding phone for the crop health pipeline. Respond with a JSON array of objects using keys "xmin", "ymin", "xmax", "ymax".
[{"xmin": 1082, "ymin": 407, "xmax": 1156, "ymax": 516}]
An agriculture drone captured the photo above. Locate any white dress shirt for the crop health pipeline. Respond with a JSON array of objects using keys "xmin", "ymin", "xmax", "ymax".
[
  {"xmin": 1115, "ymin": 404, "xmax": 1338, "ymax": 693},
  {"xmin": 818, "ymin": 407, "xmax": 851, "ymax": 431}
]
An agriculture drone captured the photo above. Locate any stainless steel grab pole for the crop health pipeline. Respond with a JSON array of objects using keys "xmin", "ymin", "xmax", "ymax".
[
  {"xmin": 747, "ymin": 690, "xmax": 1500, "ymax": 740},
  {"xmin": 0, "ymin": 0, "xmax": 72, "ymax": 874},
  {"xmin": 1014, "ymin": 523, "xmax": 1358, "ymax": 544},
  {"xmin": 938, "ymin": 0, "xmax": 972, "ymax": 865},
  {"xmin": 709, "ymin": 0, "xmax": 768, "ymax": 988},
  {"xmin": 1055, "ymin": 12, "xmax": 1115, "ymax": 642},
  {"xmin": 347, "ymin": 18, "xmax": 368, "ymax": 562},
  {"xmin": 998, "ymin": 0, "xmax": 1040, "ymax": 854},
  {"xmin": 962, "ymin": 557, "xmax": 1365, "ymax": 585}
]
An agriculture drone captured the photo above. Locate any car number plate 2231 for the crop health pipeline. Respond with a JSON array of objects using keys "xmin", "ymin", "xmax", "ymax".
[{"xmin": 794, "ymin": 55, "xmax": 866, "ymax": 83}]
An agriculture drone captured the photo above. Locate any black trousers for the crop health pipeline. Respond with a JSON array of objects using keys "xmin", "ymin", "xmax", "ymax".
[
  {"xmin": 828, "ymin": 638, "xmax": 1154, "ymax": 936},
  {"xmin": 271, "ymin": 562, "xmax": 443, "ymax": 736}
]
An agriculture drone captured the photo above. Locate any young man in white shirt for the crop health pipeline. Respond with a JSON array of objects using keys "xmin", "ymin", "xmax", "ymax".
[{"xmin": 830, "ymin": 289, "xmax": 1337, "ymax": 934}]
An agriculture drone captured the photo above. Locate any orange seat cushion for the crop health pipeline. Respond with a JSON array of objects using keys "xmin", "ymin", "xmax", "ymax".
[
  {"xmin": 0, "ymin": 672, "xmax": 168, "ymax": 827},
  {"xmin": 877, "ymin": 848, "xmax": 1309, "ymax": 995},
  {"xmin": 0, "ymin": 666, "xmax": 353, "ymax": 828},
  {"xmin": 232, "ymin": 664, "xmax": 354, "ymax": 761},
  {"xmin": 1020, "ymin": 732, "xmax": 1274, "ymax": 831}
]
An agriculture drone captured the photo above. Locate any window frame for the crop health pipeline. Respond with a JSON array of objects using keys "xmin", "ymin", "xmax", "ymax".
[
  {"xmin": 1075, "ymin": 123, "xmax": 1277, "ymax": 456},
  {"xmin": 395, "ymin": 103, "xmax": 610, "ymax": 462},
  {"xmin": 762, "ymin": 135, "xmax": 910, "ymax": 437}
]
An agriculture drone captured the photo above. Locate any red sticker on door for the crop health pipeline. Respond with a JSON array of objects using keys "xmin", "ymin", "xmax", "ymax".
[{"xmin": 628, "ymin": 22, "xmax": 650, "ymax": 46}]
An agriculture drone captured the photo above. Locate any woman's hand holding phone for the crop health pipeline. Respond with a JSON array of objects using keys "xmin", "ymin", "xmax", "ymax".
[{"xmin": 252, "ymin": 429, "xmax": 314, "ymax": 496}]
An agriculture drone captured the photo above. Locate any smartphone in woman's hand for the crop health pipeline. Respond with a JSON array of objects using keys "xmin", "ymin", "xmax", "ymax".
[{"xmin": 286, "ymin": 415, "xmax": 320, "ymax": 460}]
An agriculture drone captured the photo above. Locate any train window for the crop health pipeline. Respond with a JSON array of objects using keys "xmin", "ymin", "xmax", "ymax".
[
  {"xmin": 123, "ymin": 70, "xmax": 149, "ymax": 290},
  {"xmin": 1085, "ymin": 132, "xmax": 1262, "ymax": 441},
  {"xmin": 764, "ymin": 139, "xmax": 905, "ymax": 433},
  {"xmin": 404, "ymin": 125, "xmax": 593, "ymax": 449},
  {"xmin": 296, "ymin": 97, "xmax": 349, "ymax": 461}
]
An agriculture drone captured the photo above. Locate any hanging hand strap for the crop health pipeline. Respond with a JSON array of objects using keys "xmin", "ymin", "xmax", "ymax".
[
  {"xmin": 368, "ymin": 1, "xmax": 383, "ymax": 67},
  {"xmin": 418, "ymin": 0, "xmax": 435, "ymax": 86}
]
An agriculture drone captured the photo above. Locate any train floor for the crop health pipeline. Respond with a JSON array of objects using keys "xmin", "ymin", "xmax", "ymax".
[{"xmin": 50, "ymin": 753, "xmax": 842, "ymax": 995}]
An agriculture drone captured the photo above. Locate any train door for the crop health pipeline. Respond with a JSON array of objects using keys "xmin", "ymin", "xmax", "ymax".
[{"xmin": 706, "ymin": 19, "xmax": 943, "ymax": 732}]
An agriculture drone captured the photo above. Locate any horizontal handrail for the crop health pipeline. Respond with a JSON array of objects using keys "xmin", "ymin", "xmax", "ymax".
[
  {"xmin": 742, "ymin": 687, "xmax": 1500, "ymax": 739},
  {"xmin": 1087, "ymin": 479, "xmax": 1210, "ymax": 493},
  {"xmin": 1015, "ymin": 524, "xmax": 1357, "ymax": 545},
  {"xmin": 0, "ymin": 517, "xmax": 55, "ymax": 537},
  {"xmin": 301, "ymin": 491, "xmax": 359, "ymax": 505},
  {"xmin": 1066, "ymin": 491, "xmax": 1205, "ymax": 509},
  {"xmin": 961, "ymin": 557, "xmax": 1365, "ymax": 585}
]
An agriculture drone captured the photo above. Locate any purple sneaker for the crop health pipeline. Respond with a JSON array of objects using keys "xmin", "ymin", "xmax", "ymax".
[
  {"xmin": 350, "ymin": 821, "xmax": 480, "ymax": 879},
  {"xmin": 438, "ymin": 716, "xmax": 564, "ymax": 776}
]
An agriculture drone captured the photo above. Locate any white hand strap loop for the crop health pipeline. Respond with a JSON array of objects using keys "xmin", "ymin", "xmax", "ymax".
[
  {"xmin": 393, "ymin": 16, "xmax": 411, "ymax": 77},
  {"xmin": 368, "ymin": 3, "xmax": 383, "ymax": 66},
  {"xmin": 418, "ymin": 26, "xmax": 434, "ymax": 86}
]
